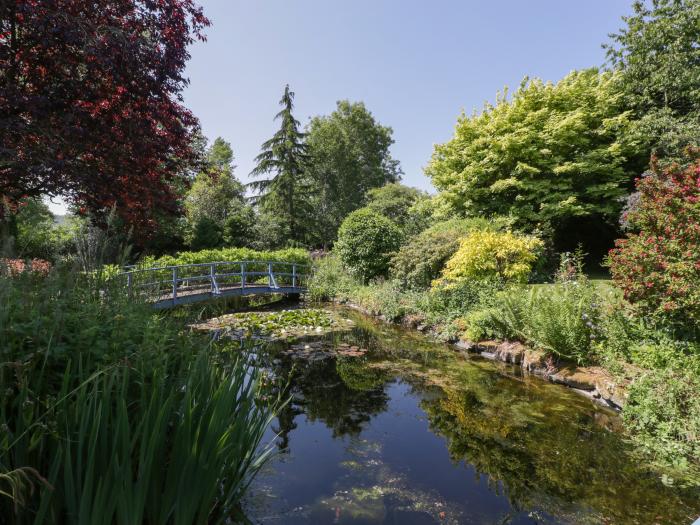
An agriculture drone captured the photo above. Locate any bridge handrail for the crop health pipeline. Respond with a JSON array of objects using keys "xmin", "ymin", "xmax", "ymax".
[{"xmin": 121, "ymin": 259, "xmax": 309, "ymax": 307}]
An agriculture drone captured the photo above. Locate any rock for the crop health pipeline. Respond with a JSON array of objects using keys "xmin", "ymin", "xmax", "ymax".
[
  {"xmin": 493, "ymin": 341, "xmax": 526, "ymax": 365},
  {"xmin": 454, "ymin": 339, "xmax": 476, "ymax": 351},
  {"xmin": 522, "ymin": 348, "xmax": 550, "ymax": 374},
  {"xmin": 550, "ymin": 366, "xmax": 604, "ymax": 391},
  {"xmin": 475, "ymin": 340, "xmax": 500, "ymax": 353},
  {"xmin": 594, "ymin": 374, "xmax": 629, "ymax": 409}
]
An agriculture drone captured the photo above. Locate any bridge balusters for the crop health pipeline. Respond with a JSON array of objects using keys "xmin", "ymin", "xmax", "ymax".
[
  {"xmin": 268, "ymin": 262, "xmax": 273, "ymax": 287},
  {"xmin": 210, "ymin": 263, "xmax": 215, "ymax": 293},
  {"xmin": 241, "ymin": 262, "xmax": 246, "ymax": 289},
  {"xmin": 292, "ymin": 264, "xmax": 297, "ymax": 288},
  {"xmin": 172, "ymin": 267, "xmax": 178, "ymax": 300}
]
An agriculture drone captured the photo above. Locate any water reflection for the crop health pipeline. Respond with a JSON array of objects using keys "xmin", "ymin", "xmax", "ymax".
[{"xmin": 241, "ymin": 308, "xmax": 700, "ymax": 525}]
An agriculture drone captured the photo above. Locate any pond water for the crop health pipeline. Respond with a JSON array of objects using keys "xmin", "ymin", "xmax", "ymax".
[{"xmin": 238, "ymin": 307, "xmax": 700, "ymax": 525}]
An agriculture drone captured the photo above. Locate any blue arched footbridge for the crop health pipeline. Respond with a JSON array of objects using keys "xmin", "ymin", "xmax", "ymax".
[{"xmin": 121, "ymin": 260, "xmax": 308, "ymax": 309}]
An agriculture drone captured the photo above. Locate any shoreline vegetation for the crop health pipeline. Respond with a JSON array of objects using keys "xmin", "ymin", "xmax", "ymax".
[{"xmin": 307, "ymin": 243, "xmax": 700, "ymax": 479}]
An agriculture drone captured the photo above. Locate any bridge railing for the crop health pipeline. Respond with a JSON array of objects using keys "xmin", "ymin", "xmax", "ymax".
[{"xmin": 120, "ymin": 260, "xmax": 309, "ymax": 304}]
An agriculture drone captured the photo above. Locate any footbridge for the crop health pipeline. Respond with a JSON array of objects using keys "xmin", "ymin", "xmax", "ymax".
[{"xmin": 121, "ymin": 260, "xmax": 308, "ymax": 309}]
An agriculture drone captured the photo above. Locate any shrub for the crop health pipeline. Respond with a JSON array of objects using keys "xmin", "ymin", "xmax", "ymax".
[
  {"xmin": 308, "ymin": 254, "xmax": 358, "ymax": 302},
  {"xmin": 142, "ymin": 247, "xmax": 310, "ymax": 268},
  {"xmin": 391, "ymin": 218, "xmax": 501, "ymax": 290},
  {"xmin": 608, "ymin": 153, "xmax": 700, "ymax": 333},
  {"xmin": 624, "ymin": 363, "xmax": 700, "ymax": 467},
  {"xmin": 418, "ymin": 277, "xmax": 502, "ymax": 324},
  {"xmin": 335, "ymin": 208, "xmax": 403, "ymax": 283},
  {"xmin": 439, "ymin": 230, "xmax": 543, "ymax": 284}
]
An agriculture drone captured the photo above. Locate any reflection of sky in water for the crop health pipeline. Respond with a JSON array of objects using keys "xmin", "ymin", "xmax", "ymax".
[{"xmin": 241, "ymin": 308, "xmax": 700, "ymax": 525}]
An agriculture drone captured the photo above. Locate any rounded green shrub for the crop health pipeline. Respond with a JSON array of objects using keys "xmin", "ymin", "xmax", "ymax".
[{"xmin": 335, "ymin": 208, "xmax": 403, "ymax": 283}]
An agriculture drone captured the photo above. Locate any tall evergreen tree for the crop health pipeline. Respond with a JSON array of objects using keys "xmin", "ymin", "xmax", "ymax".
[{"xmin": 249, "ymin": 85, "xmax": 309, "ymax": 243}]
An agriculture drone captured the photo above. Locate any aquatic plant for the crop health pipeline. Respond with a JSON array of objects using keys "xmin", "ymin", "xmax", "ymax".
[{"xmin": 0, "ymin": 268, "xmax": 278, "ymax": 523}]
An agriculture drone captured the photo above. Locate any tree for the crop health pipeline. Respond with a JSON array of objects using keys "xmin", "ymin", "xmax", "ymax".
[
  {"xmin": 365, "ymin": 183, "xmax": 429, "ymax": 234},
  {"xmin": 223, "ymin": 205, "xmax": 256, "ymax": 248},
  {"xmin": 184, "ymin": 137, "xmax": 249, "ymax": 249},
  {"xmin": 335, "ymin": 208, "xmax": 403, "ymax": 283},
  {"xmin": 305, "ymin": 101, "xmax": 402, "ymax": 247},
  {"xmin": 425, "ymin": 69, "xmax": 643, "ymax": 259},
  {"xmin": 0, "ymin": 0, "xmax": 209, "ymax": 235},
  {"xmin": 190, "ymin": 217, "xmax": 223, "ymax": 251},
  {"xmin": 185, "ymin": 146, "xmax": 244, "ymax": 227},
  {"xmin": 605, "ymin": 0, "xmax": 700, "ymax": 164},
  {"xmin": 249, "ymin": 85, "xmax": 309, "ymax": 244}
]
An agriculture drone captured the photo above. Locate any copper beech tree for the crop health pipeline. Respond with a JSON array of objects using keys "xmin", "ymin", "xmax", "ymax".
[{"xmin": 0, "ymin": 0, "xmax": 209, "ymax": 234}]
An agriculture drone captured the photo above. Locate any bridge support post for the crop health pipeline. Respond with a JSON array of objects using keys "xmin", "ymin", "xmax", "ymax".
[{"xmin": 172, "ymin": 267, "xmax": 178, "ymax": 302}]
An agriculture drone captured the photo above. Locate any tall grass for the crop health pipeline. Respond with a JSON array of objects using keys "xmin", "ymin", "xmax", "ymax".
[{"xmin": 0, "ymin": 266, "xmax": 279, "ymax": 523}]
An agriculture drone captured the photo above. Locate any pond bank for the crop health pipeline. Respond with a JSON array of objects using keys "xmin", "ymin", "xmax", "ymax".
[{"xmin": 337, "ymin": 300, "xmax": 629, "ymax": 410}]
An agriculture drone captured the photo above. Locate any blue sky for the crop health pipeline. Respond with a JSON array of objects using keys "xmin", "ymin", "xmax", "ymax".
[{"xmin": 48, "ymin": 1, "xmax": 635, "ymax": 214}]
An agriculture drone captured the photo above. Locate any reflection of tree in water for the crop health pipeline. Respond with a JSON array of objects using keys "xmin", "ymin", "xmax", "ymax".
[
  {"xmin": 269, "ymin": 352, "xmax": 390, "ymax": 448},
  {"xmin": 421, "ymin": 365, "xmax": 700, "ymax": 524}
]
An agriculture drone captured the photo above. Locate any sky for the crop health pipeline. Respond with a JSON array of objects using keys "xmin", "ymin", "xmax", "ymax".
[{"xmin": 48, "ymin": 0, "xmax": 635, "ymax": 214}]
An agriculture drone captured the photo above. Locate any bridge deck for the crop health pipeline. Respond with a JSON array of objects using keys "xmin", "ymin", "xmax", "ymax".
[{"xmin": 121, "ymin": 260, "xmax": 308, "ymax": 309}]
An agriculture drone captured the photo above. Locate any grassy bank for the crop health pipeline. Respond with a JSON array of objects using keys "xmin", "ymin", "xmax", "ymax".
[
  {"xmin": 308, "ymin": 255, "xmax": 700, "ymax": 476},
  {"xmin": 0, "ymin": 267, "xmax": 280, "ymax": 523}
]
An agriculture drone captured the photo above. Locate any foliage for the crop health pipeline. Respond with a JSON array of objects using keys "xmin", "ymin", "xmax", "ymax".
[
  {"xmin": 365, "ymin": 183, "xmax": 429, "ymax": 234},
  {"xmin": 195, "ymin": 308, "xmax": 352, "ymax": 339},
  {"xmin": 475, "ymin": 277, "xmax": 603, "ymax": 364},
  {"xmin": 308, "ymin": 254, "xmax": 358, "ymax": 302},
  {"xmin": 439, "ymin": 230, "xmax": 542, "ymax": 284},
  {"xmin": 608, "ymin": 154, "xmax": 700, "ymax": 332},
  {"xmin": 0, "ymin": 269, "xmax": 277, "ymax": 523},
  {"xmin": 223, "ymin": 204, "xmax": 256, "ymax": 248},
  {"xmin": 425, "ymin": 69, "xmax": 641, "ymax": 256},
  {"xmin": 605, "ymin": 0, "xmax": 700, "ymax": 163},
  {"xmin": 7, "ymin": 199, "xmax": 75, "ymax": 261},
  {"xmin": 185, "ymin": 158, "xmax": 244, "ymax": 228},
  {"xmin": 624, "ymin": 361, "xmax": 700, "ymax": 468},
  {"xmin": 249, "ymin": 85, "xmax": 310, "ymax": 244},
  {"xmin": 190, "ymin": 217, "xmax": 224, "ymax": 250},
  {"xmin": 0, "ymin": 0, "xmax": 209, "ymax": 234},
  {"xmin": 347, "ymin": 280, "xmax": 420, "ymax": 322},
  {"xmin": 391, "ymin": 218, "xmax": 505, "ymax": 290},
  {"xmin": 305, "ymin": 100, "xmax": 402, "ymax": 247},
  {"xmin": 335, "ymin": 208, "xmax": 403, "ymax": 283},
  {"xmin": 418, "ymin": 278, "xmax": 502, "ymax": 328},
  {"xmin": 142, "ymin": 246, "xmax": 310, "ymax": 269}
]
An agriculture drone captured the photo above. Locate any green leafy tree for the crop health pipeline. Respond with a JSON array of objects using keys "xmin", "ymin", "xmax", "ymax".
[
  {"xmin": 365, "ymin": 183, "xmax": 429, "ymax": 234},
  {"xmin": 605, "ymin": 0, "xmax": 700, "ymax": 163},
  {"xmin": 335, "ymin": 208, "xmax": 403, "ymax": 283},
  {"xmin": 223, "ymin": 205, "xmax": 256, "ymax": 248},
  {"xmin": 305, "ymin": 101, "xmax": 402, "ymax": 247},
  {"xmin": 184, "ymin": 137, "xmax": 247, "ymax": 248},
  {"xmin": 426, "ymin": 69, "xmax": 642, "ymax": 258},
  {"xmin": 190, "ymin": 217, "xmax": 223, "ymax": 251},
  {"xmin": 249, "ymin": 85, "xmax": 310, "ymax": 244}
]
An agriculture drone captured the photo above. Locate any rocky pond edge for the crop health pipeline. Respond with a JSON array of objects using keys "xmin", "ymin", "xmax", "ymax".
[{"xmin": 335, "ymin": 300, "xmax": 628, "ymax": 411}]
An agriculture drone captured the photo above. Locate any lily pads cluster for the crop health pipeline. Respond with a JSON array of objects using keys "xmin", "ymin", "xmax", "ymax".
[
  {"xmin": 280, "ymin": 340, "xmax": 369, "ymax": 361},
  {"xmin": 192, "ymin": 308, "xmax": 354, "ymax": 340}
]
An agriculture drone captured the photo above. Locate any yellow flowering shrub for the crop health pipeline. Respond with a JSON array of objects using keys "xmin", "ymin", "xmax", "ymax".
[{"xmin": 437, "ymin": 230, "xmax": 543, "ymax": 284}]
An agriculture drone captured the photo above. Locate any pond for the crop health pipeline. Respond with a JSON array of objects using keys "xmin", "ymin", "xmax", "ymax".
[{"xmin": 231, "ymin": 307, "xmax": 700, "ymax": 525}]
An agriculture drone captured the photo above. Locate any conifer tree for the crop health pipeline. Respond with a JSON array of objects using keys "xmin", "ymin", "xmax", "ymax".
[{"xmin": 249, "ymin": 85, "xmax": 309, "ymax": 243}]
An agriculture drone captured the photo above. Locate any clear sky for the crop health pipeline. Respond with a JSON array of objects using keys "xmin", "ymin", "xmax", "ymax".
[{"xmin": 48, "ymin": 0, "xmax": 635, "ymax": 214}]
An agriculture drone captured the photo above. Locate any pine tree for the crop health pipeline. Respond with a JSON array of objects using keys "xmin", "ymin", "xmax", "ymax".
[{"xmin": 249, "ymin": 85, "xmax": 309, "ymax": 244}]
